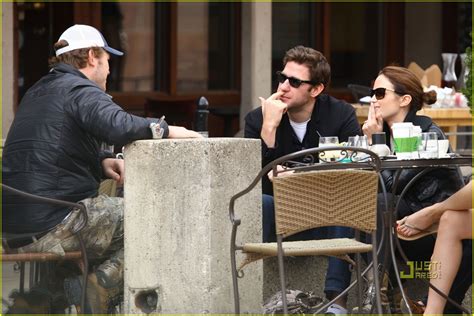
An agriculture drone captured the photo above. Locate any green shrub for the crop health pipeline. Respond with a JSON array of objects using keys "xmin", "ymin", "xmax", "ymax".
[{"xmin": 461, "ymin": 42, "xmax": 472, "ymax": 113}]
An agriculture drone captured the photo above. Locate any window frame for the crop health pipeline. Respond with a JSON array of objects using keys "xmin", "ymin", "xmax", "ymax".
[{"xmin": 109, "ymin": 2, "xmax": 242, "ymax": 115}]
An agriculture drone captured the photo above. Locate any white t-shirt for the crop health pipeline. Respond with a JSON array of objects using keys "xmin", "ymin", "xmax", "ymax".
[{"xmin": 289, "ymin": 119, "xmax": 310, "ymax": 143}]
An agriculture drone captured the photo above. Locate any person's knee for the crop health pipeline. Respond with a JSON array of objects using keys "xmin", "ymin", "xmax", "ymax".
[
  {"xmin": 262, "ymin": 194, "xmax": 274, "ymax": 206},
  {"xmin": 439, "ymin": 210, "xmax": 461, "ymax": 229}
]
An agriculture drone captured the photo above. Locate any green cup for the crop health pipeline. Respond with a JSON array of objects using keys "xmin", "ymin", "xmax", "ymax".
[
  {"xmin": 392, "ymin": 123, "xmax": 416, "ymax": 159},
  {"xmin": 393, "ymin": 137, "xmax": 418, "ymax": 153}
]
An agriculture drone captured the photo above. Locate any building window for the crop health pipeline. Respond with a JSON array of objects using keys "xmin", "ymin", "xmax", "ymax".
[
  {"xmin": 102, "ymin": 2, "xmax": 155, "ymax": 92},
  {"xmin": 102, "ymin": 2, "xmax": 239, "ymax": 95},
  {"xmin": 329, "ymin": 3, "xmax": 383, "ymax": 88},
  {"xmin": 176, "ymin": 2, "xmax": 238, "ymax": 92},
  {"xmin": 271, "ymin": 2, "xmax": 315, "ymax": 91},
  {"xmin": 176, "ymin": 3, "xmax": 208, "ymax": 92}
]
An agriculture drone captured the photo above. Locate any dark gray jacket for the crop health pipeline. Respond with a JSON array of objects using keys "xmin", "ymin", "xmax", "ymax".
[
  {"xmin": 381, "ymin": 110, "xmax": 464, "ymax": 216},
  {"xmin": 3, "ymin": 63, "xmax": 168, "ymax": 233}
]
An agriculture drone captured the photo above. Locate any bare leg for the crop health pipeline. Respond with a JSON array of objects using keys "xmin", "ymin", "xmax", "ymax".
[
  {"xmin": 424, "ymin": 209, "xmax": 472, "ymax": 315},
  {"xmin": 398, "ymin": 181, "xmax": 472, "ymax": 238},
  {"xmin": 396, "ymin": 204, "xmax": 440, "ymax": 237}
]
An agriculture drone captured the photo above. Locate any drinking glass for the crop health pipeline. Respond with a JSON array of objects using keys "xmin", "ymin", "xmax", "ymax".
[
  {"xmin": 318, "ymin": 136, "xmax": 340, "ymax": 161},
  {"xmin": 319, "ymin": 136, "xmax": 339, "ymax": 147},
  {"xmin": 347, "ymin": 135, "xmax": 368, "ymax": 148},
  {"xmin": 419, "ymin": 132, "xmax": 438, "ymax": 159},
  {"xmin": 347, "ymin": 135, "xmax": 369, "ymax": 161}
]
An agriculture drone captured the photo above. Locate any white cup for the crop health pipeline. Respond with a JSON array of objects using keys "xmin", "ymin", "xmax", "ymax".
[
  {"xmin": 419, "ymin": 132, "xmax": 438, "ymax": 159},
  {"xmin": 438, "ymin": 139, "xmax": 450, "ymax": 158}
]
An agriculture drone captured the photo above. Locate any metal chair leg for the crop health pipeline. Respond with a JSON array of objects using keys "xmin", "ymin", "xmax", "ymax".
[
  {"xmin": 19, "ymin": 262, "xmax": 25, "ymax": 293},
  {"xmin": 230, "ymin": 224, "xmax": 241, "ymax": 314},
  {"xmin": 355, "ymin": 253, "xmax": 363, "ymax": 313},
  {"xmin": 230, "ymin": 248, "xmax": 240, "ymax": 314},
  {"xmin": 314, "ymin": 261, "xmax": 374, "ymax": 314},
  {"xmin": 371, "ymin": 232, "xmax": 383, "ymax": 315},
  {"xmin": 276, "ymin": 235, "xmax": 288, "ymax": 314},
  {"xmin": 29, "ymin": 262, "xmax": 35, "ymax": 290},
  {"xmin": 34, "ymin": 262, "xmax": 41, "ymax": 286},
  {"xmin": 354, "ymin": 230, "xmax": 363, "ymax": 313}
]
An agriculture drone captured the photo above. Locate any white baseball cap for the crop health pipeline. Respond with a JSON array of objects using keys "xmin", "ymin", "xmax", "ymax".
[{"xmin": 55, "ymin": 24, "xmax": 123, "ymax": 57}]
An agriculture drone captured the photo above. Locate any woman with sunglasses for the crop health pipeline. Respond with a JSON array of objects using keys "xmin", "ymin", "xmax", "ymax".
[
  {"xmin": 363, "ymin": 66, "xmax": 437, "ymax": 140},
  {"xmin": 360, "ymin": 66, "xmax": 469, "ymax": 314}
]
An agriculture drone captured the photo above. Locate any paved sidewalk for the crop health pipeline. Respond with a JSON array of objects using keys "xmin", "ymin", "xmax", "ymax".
[{"xmin": 2, "ymin": 262, "xmax": 21, "ymax": 312}]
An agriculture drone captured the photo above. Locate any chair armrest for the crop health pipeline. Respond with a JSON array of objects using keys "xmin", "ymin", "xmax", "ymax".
[{"xmin": 1, "ymin": 184, "xmax": 88, "ymax": 235}]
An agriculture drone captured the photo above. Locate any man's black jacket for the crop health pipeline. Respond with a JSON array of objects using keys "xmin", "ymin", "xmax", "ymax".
[{"xmin": 3, "ymin": 63, "xmax": 167, "ymax": 233}]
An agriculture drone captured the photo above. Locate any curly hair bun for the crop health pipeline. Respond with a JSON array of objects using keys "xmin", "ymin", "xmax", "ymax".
[{"xmin": 422, "ymin": 90, "xmax": 437, "ymax": 105}]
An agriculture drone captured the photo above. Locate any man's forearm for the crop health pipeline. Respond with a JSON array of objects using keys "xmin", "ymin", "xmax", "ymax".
[{"xmin": 261, "ymin": 124, "xmax": 277, "ymax": 148}]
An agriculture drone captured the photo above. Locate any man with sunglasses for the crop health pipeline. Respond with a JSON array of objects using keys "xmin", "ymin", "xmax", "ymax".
[{"xmin": 244, "ymin": 46, "xmax": 361, "ymax": 315}]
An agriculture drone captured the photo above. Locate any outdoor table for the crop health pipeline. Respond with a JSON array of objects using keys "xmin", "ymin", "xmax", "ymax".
[{"xmin": 296, "ymin": 151, "xmax": 472, "ymax": 314}]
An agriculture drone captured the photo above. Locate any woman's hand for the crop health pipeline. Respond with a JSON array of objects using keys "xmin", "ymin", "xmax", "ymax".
[{"xmin": 362, "ymin": 103, "xmax": 383, "ymax": 143}]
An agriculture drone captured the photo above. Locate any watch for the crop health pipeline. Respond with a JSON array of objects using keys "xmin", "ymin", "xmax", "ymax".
[{"xmin": 150, "ymin": 122, "xmax": 164, "ymax": 139}]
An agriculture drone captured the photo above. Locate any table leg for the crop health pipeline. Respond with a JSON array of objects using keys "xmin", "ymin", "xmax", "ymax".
[{"xmin": 448, "ymin": 127, "xmax": 457, "ymax": 151}]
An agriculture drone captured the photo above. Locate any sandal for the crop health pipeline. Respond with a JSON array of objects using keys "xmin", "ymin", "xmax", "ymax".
[
  {"xmin": 400, "ymin": 297, "xmax": 426, "ymax": 314},
  {"xmin": 396, "ymin": 216, "xmax": 438, "ymax": 241}
]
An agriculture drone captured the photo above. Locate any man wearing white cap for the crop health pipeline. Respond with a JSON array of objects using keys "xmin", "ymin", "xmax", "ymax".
[{"xmin": 2, "ymin": 24, "xmax": 201, "ymax": 313}]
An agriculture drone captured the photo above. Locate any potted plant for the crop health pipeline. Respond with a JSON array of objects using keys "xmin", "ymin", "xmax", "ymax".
[{"xmin": 461, "ymin": 40, "xmax": 472, "ymax": 113}]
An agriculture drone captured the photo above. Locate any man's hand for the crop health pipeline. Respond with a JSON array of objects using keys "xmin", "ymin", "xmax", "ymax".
[
  {"xmin": 260, "ymin": 91, "xmax": 286, "ymax": 148},
  {"xmin": 362, "ymin": 103, "xmax": 383, "ymax": 143},
  {"xmin": 267, "ymin": 164, "xmax": 295, "ymax": 182},
  {"xmin": 260, "ymin": 91, "xmax": 287, "ymax": 129},
  {"xmin": 168, "ymin": 126, "xmax": 204, "ymax": 138},
  {"xmin": 102, "ymin": 158, "xmax": 125, "ymax": 185}
]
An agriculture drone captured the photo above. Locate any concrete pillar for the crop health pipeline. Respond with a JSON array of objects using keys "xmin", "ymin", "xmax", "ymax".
[
  {"xmin": 240, "ymin": 2, "xmax": 272, "ymax": 128},
  {"xmin": 1, "ymin": 2, "xmax": 15, "ymax": 143},
  {"xmin": 124, "ymin": 138, "xmax": 262, "ymax": 313}
]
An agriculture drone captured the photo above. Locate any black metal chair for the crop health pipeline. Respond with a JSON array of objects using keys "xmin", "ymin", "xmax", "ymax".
[
  {"xmin": 230, "ymin": 146, "xmax": 387, "ymax": 314},
  {"xmin": 1, "ymin": 183, "xmax": 89, "ymax": 313}
]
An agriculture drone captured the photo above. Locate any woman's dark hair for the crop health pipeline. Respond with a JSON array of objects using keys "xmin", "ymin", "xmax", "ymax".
[
  {"xmin": 379, "ymin": 66, "xmax": 437, "ymax": 112},
  {"xmin": 283, "ymin": 45, "xmax": 331, "ymax": 87},
  {"xmin": 48, "ymin": 40, "xmax": 105, "ymax": 69}
]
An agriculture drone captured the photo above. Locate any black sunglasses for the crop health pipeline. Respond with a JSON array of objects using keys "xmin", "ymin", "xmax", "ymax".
[
  {"xmin": 370, "ymin": 87, "xmax": 403, "ymax": 100},
  {"xmin": 276, "ymin": 71, "xmax": 316, "ymax": 88}
]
